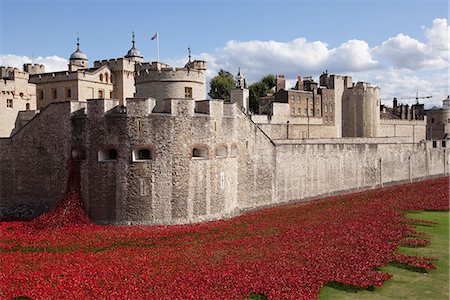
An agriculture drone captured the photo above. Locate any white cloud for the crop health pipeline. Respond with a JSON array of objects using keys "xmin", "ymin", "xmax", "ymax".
[
  {"xmin": 0, "ymin": 54, "xmax": 68, "ymax": 72},
  {"xmin": 207, "ymin": 38, "xmax": 379, "ymax": 83},
  {"xmin": 374, "ymin": 18, "xmax": 449, "ymax": 70}
]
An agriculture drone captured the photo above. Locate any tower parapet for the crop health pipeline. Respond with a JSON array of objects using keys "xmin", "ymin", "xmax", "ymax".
[
  {"xmin": 23, "ymin": 63, "xmax": 45, "ymax": 75},
  {"xmin": 135, "ymin": 60, "xmax": 207, "ymax": 101}
]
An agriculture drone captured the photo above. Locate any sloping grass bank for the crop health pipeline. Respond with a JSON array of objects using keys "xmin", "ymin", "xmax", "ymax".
[{"xmin": 318, "ymin": 211, "xmax": 449, "ymax": 300}]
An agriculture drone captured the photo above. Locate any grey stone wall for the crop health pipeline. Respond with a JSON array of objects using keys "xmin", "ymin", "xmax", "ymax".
[{"xmin": 0, "ymin": 99, "xmax": 447, "ymax": 224}]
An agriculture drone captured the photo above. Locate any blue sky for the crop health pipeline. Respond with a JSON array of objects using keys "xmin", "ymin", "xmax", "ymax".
[{"xmin": 1, "ymin": 0, "xmax": 449, "ymax": 106}]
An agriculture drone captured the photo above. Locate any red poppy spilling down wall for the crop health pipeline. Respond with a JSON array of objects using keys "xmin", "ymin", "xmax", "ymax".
[{"xmin": 0, "ymin": 164, "xmax": 448, "ymax": 299}]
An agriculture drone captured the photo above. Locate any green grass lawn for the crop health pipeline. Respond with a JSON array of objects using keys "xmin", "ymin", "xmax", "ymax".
[{"xmin": 318, "ymin": 211, "xmax": 449, "ymax": 300}]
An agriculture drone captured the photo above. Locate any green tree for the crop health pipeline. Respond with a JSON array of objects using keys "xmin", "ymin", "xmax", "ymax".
[
  {"xmin": 208, "ymin": 69, "xmax": 236, "ymax": 101},
  {"xmin": 248, "ymin": 74, "xmax": 275, "ymax": 113}
]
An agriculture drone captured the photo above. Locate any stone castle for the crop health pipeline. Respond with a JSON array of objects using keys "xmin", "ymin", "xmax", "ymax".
[{"xmin": 0, "ymin": 35, "xmax": 448, "ymax": 224}]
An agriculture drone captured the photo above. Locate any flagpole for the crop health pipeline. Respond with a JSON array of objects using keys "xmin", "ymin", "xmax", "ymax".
[{"xmin": 157, "ymin": 30, "xmax": 160, "ymax": 63}]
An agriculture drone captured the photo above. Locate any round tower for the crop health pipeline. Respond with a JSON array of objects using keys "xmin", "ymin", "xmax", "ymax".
[
  {"xmin": 125, "ymin": 31, "xmax": 144, "ymax": 63},
  {"xmin": 135, "ymin": 60, "xmax": 207, "ymax": 100},
  {"xmin": 69, "ymin": 36, "xmax": 88, "ymax": 71}
]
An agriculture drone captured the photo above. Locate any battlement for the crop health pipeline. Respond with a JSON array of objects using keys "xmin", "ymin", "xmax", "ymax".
[
  {"xmin": 93, "ymin": 58, "xmax": 136, "ymax": 71},
  {"xmin": 380, "ymin": 117, "xmax": 427, "ymax": 125},
  {"xmin": 1, "ymin": 66, "xmax": 29, "ymax": 80},
  {"xmin": 135, "ymin": 61, "xmax": 206, "ymax": 83},
  {"xmin": 85, "ymin": 97, "xmax": 235, "ymax": 120},
  {"xmin": 23, "ymin": 63, "xmax": 45, "ymax": 75}
]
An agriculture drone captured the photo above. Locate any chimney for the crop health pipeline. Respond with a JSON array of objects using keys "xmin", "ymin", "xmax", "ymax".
[{"xmin": 276, "ymin": 75, "xmax": 286, "ymax": 93}]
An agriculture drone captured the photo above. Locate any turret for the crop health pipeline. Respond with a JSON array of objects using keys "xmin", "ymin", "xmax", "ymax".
[
  {"xmin": 124, "ymin": 31, "xmax": 144, "ymax": 63},
  {"xmin": 68, "ymin": 36, "xmax": 88, "ymax": 71}
]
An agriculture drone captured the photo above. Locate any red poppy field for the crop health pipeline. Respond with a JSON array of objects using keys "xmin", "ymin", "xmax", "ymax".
[{"xmin": 0, "ymin": 176, "xmax": 448, "ymax": 299}]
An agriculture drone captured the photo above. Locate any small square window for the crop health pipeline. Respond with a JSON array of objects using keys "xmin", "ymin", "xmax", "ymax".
[
  {"xmin": 98, "ymin": 90, "xmax": 104, "ymax": 98},
  {"xmin": 65, "ymin": 87, "xmax": 71, "ymax": 98},
  {"xmin": 6, "ymin": 99, "xmax": 13, "ymax": 108},
  {"xmin": 185, "ymin": 87, "xmax": 193, "ymax": 98}
]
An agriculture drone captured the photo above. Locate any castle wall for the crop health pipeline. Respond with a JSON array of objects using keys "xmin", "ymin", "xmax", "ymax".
[
  {"xmin": 274, "ymin": 139, "xmax": 447, "ymax": 203},
  {"xmin": 0, "ymin": 98, "xmax": 447, "ymax": 224},
  {"xmin": 0, "ymin": 102, "xmax": 78, "ymax": 219},
  {"xmin": 379, "ymin": 118, "xmax": 427, "ymax": 142},
  {"xmin": 82, "ymin": 99, "xmax": 275, "ymax": 224},
  {"xmin": 0, "ymin": 69, "xmax": 37, "ymax": 137}
]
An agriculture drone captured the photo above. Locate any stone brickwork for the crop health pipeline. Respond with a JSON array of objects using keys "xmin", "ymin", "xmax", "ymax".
[
  {"xmin": 0, "ymin": 67, "xmax": 37, "ymax": 137},
  {"xmin": 135, "ymin": 61, "xmax": 207, "ymax": 101},
  {"xmin": 0, "ymin": 98, "xmax": 447, "ymax": 224}
]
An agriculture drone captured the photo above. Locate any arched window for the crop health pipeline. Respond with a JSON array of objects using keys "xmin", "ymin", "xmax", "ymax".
[
  {"xmin": 98, "ymin": 148, "xmax": 118, "ymax": 162},
  {"xmin": 105, "ymin": 73, "xmax": 109, "ymax": 83},
  {"xmin": 26, "ymin": 103, "xmax": 30, "ymax": 110},
  {"xmin": 192, "ymin": 146, "xmax": 209, "ymax": 159},
  {"xmin": 99, "ymin": 74, "xmax": 103, "ymax": 82},
  {"xmin": 132, "ymin": 148, "xmax": 154, "ymax": 162},
  {"xmin": 215, "ymin": 145, "xmax": 227, "ymax": 158}
]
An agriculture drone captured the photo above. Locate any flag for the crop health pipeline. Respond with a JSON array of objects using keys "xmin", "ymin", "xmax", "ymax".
[{"xmin": 151, "ymin": 32, "xmax": 158, "ymax": 40}]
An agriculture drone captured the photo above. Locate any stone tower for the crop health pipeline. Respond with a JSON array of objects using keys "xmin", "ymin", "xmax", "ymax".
[
  {"xmin": 230, "ymin": 68, "xmax": 249, "ymax": 114},
  {"xmin": 68, "ymin": 36, "xmax": 88, "ymax": 71},
  {"xmin": 342, "ymin": 81, "xmax": 380, "ymax": 137},
  {"xmin": 135, "ymin": 60, "xmax": 207, "ymax": 101}
]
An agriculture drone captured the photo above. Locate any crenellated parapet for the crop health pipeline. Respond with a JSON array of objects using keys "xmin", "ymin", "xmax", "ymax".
[{"xmin": 135, "ymin": 60, "xmax": 207, "ymax": 101}]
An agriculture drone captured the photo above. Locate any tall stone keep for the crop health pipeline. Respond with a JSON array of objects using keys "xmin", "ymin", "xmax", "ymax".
[
  {"xmin": 230, "ymin": 68, "xmax": 249, "ymax": 114},
  {"xmin": 342, "ymin": 81, "xmax": 380, "ymax": 137}
]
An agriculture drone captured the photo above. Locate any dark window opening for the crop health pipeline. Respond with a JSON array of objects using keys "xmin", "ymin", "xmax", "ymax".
[{"xmin": 138, "ymin": 149, "xmax": 151, "ymax": 160}]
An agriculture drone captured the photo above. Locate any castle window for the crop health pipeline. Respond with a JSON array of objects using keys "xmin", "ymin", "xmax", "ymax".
[
  {"xmin": 431, "ymin": 118, "xmax": 435, "ymax": 124},
  {"xmin": 98, "ymin": 89, "xmax": 104, "ymax": 98},
  {"xmin": 447, "ymin": 118, "xmax": 450, "ymax": 124},
  {"xmin": 432, "ymin": 141, "xmax": 437, "ymax": 148},
  {"xmin": 324, "ymin": 104, "xmax": 328, "ymax": 113},
  {"xmin": 99, "ymin": 74, "xmax": 103, "ymax": 82},
  {"xmin": 316, "ymin": 109, "xmax": 320, "ymax": 116},
  {"xmin": 215, "ymin": 145, "xmax": 227, "ymax": 158},
  {"xmin": 442, "ymin": 141, "xmax": 447, "ymax": 148},
  {"xmin": 110, "ymin": 91, "xmax": 113, "ymax": 99},
  {"xmin": 98, "ymin": 148, "xmax": 118, "ymax": 162},
  {"xmin": 132, "ymin": 148, "xmax": 154, "ymax": 162},
  {"xmin": 105, "ymin": 73, "xmax": 109, "ymax": 83},
  {"xmin": 51, "ymin": 88, "xmax": 57, "ymax": 99},
  {"xmin": 330, "ymin": 104, "xmax": 333, "ymax": 112},
  {"xmin": 37, "ymin": 89, "xmax": 43, "ymax": 100},
  {"xmin": 6, "ymin": 99, "xmax": 13, "ymax": 108},
  {"xmin": 230, "ymin": 145, "xmax": 238, "ymax": 157},
  {"xmin": 26, "ymin": 103, "xmax": 30, "ymax": 110},
  {"xmin": 185, "ymin": 87, "xmax": 193, "ymax": 99},
  {"xmin": 192, "ymin": 146, "xmax": 208, "ymax": 159},
  {"xmin": 65, "ymin": 87, "xmax": 71, "ymax": 98}
]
